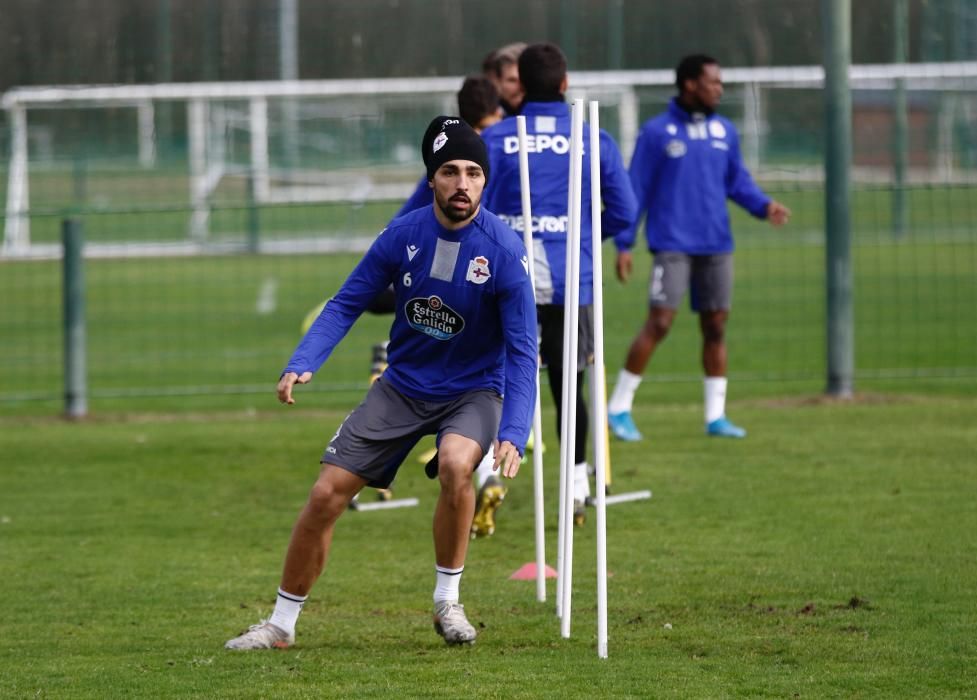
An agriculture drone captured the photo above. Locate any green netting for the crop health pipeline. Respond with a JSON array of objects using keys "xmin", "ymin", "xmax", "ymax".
[
  {"xmin": 3, "ymin": 1, "xmax": 977, "ymax": 410},
  {"xmin": 2, "ymin": 182, "xmax": 975, "ymax": 409}
]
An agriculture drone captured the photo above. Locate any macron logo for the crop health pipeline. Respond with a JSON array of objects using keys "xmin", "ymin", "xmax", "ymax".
[{"xmin": 407, "ymin": 245, "xmax": 419, "ymax": 261}]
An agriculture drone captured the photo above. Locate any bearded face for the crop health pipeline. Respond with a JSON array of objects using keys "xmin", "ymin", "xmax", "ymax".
[{"xmin": 431, "ymin": 160, "xmax": 485, "ymax": 225}]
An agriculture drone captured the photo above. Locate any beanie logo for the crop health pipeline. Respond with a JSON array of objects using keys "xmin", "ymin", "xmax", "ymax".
[
  {"xmin": 465, "ymin": 256, "xmax": 491, "ymax": 285},
  {"xmin": 432, "ymin": 132, "xmax": 448, "ymax": 154},
  {"xmin": 405, "ymin": 295, "xmax": 465, "ymax": 340}
]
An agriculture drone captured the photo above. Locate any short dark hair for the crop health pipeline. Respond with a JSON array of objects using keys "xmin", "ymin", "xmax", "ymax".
[
  {"xmin": 456, "ymin": 76, "xmax": 499, "ymax": 129},
  {"xmin": 518, "ymin": 42, "xmax": 567, "ymax": 98},
  {"xmin": 481, "ymin": 42, "xmax": 526, "ymax": 79},
  {"xmin": 675, "ymin": 54, "xmax": 719, "ymax": 93}
]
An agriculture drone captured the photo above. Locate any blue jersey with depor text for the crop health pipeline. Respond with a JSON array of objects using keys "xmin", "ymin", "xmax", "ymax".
[
  {"xmin": 615, "ymin": 98, "xmax": 771, "ymax": 255},
  {"xmin": 481, "ymin": 101, "xmax": 637, "ymax": 305},
  {"xmin": 284, "ymin": 206, "xmax": 538, "ymax": 453}
]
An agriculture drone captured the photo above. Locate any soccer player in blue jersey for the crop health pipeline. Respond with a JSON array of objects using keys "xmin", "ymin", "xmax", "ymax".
[
  {"xmin": 225, "ymin": 116, "xmax": 538, "ymax": 650},
  {"xmin": 307, "ymin": 76, "xmax": 503, "ymax": 505},
  {"xmin": 481, "ymin": 42, "xmax": 638, "ymax": 525},
  {"xmin": 607, "ymin": 55, "xmax": 790, "ymax": 442},
  {"xmin": 359, "ymin": 76, "xmax": 507, "ymax": 513}
]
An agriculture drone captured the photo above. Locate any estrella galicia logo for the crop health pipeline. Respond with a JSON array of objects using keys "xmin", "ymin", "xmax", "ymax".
[{"xmin": 405, "ymin": 295, "xmax": 465, "ymax": 341}]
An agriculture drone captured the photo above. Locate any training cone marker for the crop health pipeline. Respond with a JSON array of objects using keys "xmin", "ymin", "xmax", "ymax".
[{"xmin": 509, "ymin": 563, "xmax": 558, "ymax": 581}]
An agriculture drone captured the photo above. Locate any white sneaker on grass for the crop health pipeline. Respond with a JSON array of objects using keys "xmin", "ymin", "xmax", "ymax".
[
  {"xmin": 224, "ymin": 620, "xmax": 294, "ymax": 650},
  {"xmin": 433, "ymin": 601, "xmax": 477, "ymax": 645}
]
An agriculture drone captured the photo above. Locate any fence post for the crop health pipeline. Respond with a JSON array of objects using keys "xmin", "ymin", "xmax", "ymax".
[
  {"xmin": 823, "ymin": 0, "xmax": 854, "ymax": 397},
  {"xmin": 63, "ymin": 219, "xmax": 88, "ymax": 418},
  {"xmin": 892, "ymin": 0, "xmax": 909, "ymax": 237}
]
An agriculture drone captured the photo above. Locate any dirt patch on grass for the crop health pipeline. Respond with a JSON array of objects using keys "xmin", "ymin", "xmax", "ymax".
[{"xmin": 755, "ymin": 392, "xmax": 929, "ymax": 409}]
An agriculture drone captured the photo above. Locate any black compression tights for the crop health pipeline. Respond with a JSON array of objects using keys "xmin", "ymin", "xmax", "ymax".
[{"xmin": 545, "ymin": 366, "xmax": 589, "ymax": 465}]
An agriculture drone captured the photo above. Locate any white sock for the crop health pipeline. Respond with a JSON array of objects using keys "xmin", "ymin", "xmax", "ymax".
[
  {"xmin": 474, "ymin": 445, "xmax": 495, "ymax": 489},
  {"xmin": 704, "ymin": 376, "xmax": 728, "ymax": 424},
  {"xmin": 574, "ymin": 461, "xmax": 591, "ymax": 502},
  {"xmin": 433, "ymin": 565, "xmax": 464, "ymax": 603},
  {"xmin": 268, "ymin": 587, "xmax": 307, "ymax": 636},
  {"xmin": 608, "ymin": 369, "xmax": 642, "ymax": 415}
]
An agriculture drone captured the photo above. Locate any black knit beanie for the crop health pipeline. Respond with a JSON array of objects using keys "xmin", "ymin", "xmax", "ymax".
[{"xmin": 421, "ymin": 115, "xmax": 490, "ymax": 182}]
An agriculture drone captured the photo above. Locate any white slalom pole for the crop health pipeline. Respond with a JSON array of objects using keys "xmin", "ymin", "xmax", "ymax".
[
  {"xmin": 560, "ymin": 98, "xmax": 585, "ymax": 639},
  {"xmin": 589, "ymin": 100, "xmax": 610, "ymax": 659},
  {"xmin": 605, "ymin": 490, "xmax": 652, "ymax": 505},
  {"xmin": 349, "ymin": 497, "xmax": 420, "ymax": 512},
  {"xmin": 555, "ymin": 102, "xmax": 577, "ymax": 620},
  {"xmin": 516, "ymin": 115, "xmax": 547, "ymax": 604}
]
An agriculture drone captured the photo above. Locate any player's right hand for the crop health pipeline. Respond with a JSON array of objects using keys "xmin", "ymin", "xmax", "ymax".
[
  {"xmin": 493, "ymin": 439, "xmax": 522, "ymax": 479},
  {"xmin": 277, "ymin": 371, "xmax": 312, "ymax": 404},
  {"xmin": 615, "ymin": 250, "xmax": 633, "ymax": 283}
]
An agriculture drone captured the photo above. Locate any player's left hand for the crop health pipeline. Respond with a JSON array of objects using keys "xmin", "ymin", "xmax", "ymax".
[
  {"xmin": 493, "ymin": 439, "xmax": 522, "ymax": 479},
  {"xmin": 615, "ymin": 250, "xmax": 633, "ymax": 283},
  {"xmin": 767, "ymin": 200, "xmax": 791, "ymax": 226}
]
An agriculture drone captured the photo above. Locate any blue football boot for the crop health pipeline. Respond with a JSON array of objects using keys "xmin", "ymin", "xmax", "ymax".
[
  {"xmin": 706, "ymin": 416, "xmax": 747, "ymax": 438},
  {"xmin": 608, "ymin": 411, "xmax": 642, "ymax": 442}
]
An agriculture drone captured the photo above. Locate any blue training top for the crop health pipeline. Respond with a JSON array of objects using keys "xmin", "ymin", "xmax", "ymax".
[
  {"xmin": 283, "ymin": 206, "xmax": 538, "ymax": 453},
  {"xmin": 481, "ymin": 100, "xmax": 637, "ymax": 306},
  {"xmin": 615, "ymin": 97, "xmax": 771, "ymax": 256}
]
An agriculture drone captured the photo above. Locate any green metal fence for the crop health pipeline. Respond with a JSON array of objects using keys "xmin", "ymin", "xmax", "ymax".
[
  {"xmin": 2, "ymin": 178, "xmax": 975, "ymax": 412},
  {"xmin": 3, "ymin": 0, "xmax": 977, "ymax": 412}
]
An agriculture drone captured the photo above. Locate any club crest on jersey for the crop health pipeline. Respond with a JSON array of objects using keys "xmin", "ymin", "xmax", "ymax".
[
  {"xmin": 405, "ymin": 295, "xmax": 465, "ymax": 341},
  {"xmin": 466, "ymin": 255, "xmax": 491, "ymax": 284},
  {"xmin": 665, "ymin": 139, "xmax": 687, "ymax": 158},
  {"xmin": 432, "ymin": 132, "xmax": 448, "ymax": 154}
]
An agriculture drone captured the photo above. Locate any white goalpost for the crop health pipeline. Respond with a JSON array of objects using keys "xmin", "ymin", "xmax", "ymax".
[{"xmin": 5, "ymin": 62, "xmax": 976, "ymax": 258}]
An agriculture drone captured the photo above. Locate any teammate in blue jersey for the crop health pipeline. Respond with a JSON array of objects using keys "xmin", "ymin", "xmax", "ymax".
[
  {"xmin": 225, "ymin": 116, "xmax": 538, "ymax": 650},
  {"xmin": 607, "ymin": 54, "xmax": 790, "ymax": 442},
  {"xmin": 481, "ymin": 42, "xmax": 638, "ymax": 525}
]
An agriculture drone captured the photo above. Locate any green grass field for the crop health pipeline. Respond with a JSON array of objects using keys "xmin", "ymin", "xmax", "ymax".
[
  {"xmin": 2, "ymin": 391, "xmax": 976, "ymax": 697},
  {"xmin": 1, "ymin": 185, "xmax": 976, "ymax": 695}
]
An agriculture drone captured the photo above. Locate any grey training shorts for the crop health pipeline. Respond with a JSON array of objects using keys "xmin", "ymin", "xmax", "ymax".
[
  {"xmin": 322, "ymin": 376, "xmax": 502, "ymax": 489},
  {"xmin": 648, "ymin": 251, "xmax": 733, "ymax": 312}
]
